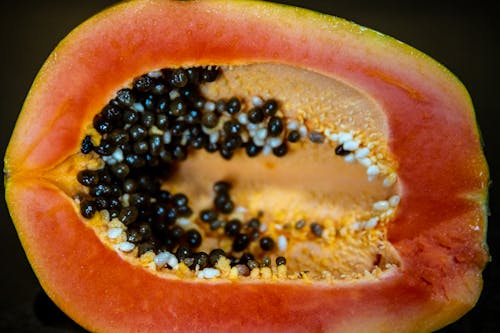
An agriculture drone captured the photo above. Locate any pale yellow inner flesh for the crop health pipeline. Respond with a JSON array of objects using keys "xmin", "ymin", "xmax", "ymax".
[{"xmin": 52, "ymin": 63, "xmax": 401, "ymax": 282}]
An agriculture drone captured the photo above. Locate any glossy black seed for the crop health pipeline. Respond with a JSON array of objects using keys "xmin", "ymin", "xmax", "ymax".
[
  {"xmin": 122, "ymin": 109, "xmax": 139, "ymax": 125},
  {"xmin": 171, "ymin": 69, "xmax": 188, "ymax": 88},
  {"xmin": 184, "ymin": 229, "xmax": 202, "ymax": 248},
  {"xmin": 204, "ymin": 141, "xmax": 218, "ymax": 153},
  {"xmin": 133, "ymin": 141, "xmax": 149, "ymax": 155},
  {"xmin": 219, "ymin": 200, "xmax": 234, "ymax": 214},
  {"xmin": 250, "ymin": 230, "xmax": 260, "ymax": 241},
  {"xmin": 77, "ymin": 170, "xmax": 99, "ymax": 187},
  {"xmin": 89, "ymin": 184, "xmax": 113, "ymax": 197},
  {"xmin": 246, "ymin": 218, "xmax": 260, "ymax": 230},
  {"xmin": 214, "ymin": 192, "xmax": 230, "ymax": 209},
  {"xmin": 176, "ymin": 246, "xmax": 192, "ymax": 261},
  {"xmin": 272, "ymin": 142, "xmax": 288, "ymax": 157},
  {"xmin": 335, "ymin": 144, "xmax": 349, "ymax": 156},
  {"xmin": 122, "ymin": 178, "xmax": 138, "ymax": 193},
  {"xmin": 209, "ymin": 249, "xmax": 226, "ymax": 266},
  {"xmin": 232, "ymin": 233, "xmax": 250, "ymax": 252},
  {"xmin": 186, "ymin": 67, "xmax": 200, "ymax": 84},
  {"xmin": 245, "ymin": 142, "xmax": 262, "ymax": 157},
  {"xmin": 157, "ymin": 190, "xmax": 172, "ymax": 203},
  {"xmin": 169, "ymin": 99, "xmax": 187, "ymax": 117},
  {"xmin": 134, "ymin": 75, "xmax": 153, "ymax": 92},
  {"xmin": 129, "ymin": 124, "xmax": 147, "ymax": 141},
  {"xmin": 268, "ymin": 116, "xmax": 283, "ymax": 137},
  {"xmin": 185, "ymin": 108, "xmax": 202, "ymax": 124},
  {"xmin": 190, "ymin": 135, "xmax": 206, "ymax": 149},
  {"xmin": 295, "ymin": 219, "xmax": 306, "ymax": 229},
  {"xmin": 102, "ymin": 104, "xmax": 122, "ymax": 122},
  {"xmin": 223, "ymin": 120, "xmax": 241, "ymax": 136},
  {"xmin": 247, "ymin": 260, "xmax": 259, "ymax": 270},
  {"xmin": 248, "ymin": 107, "xmax": 264, "ymax": 124},
  {"xmin": 110, "ymin": 163, "xmax": 130, "ymax": 179},
  {"xmin": 81, "ymin": 135, "xmax": 93, "ymax": 154},
  {"xmin": 165, "ymin": 207, "xmax": 178, "ymax": 224},
  {"xmin": 155, "ymin": 114, "xmax": 169, "ymax": 130},
  {"xmin": 276, "ymin": 256, "xmax": 287, "ymax": 266},
  {"xmin": 97, "ymin": 167, "xmax": 113, "ymax": 184},
  {"xmin": 308, "ymin": 131, "xmax": 325, "ymax": 144},
  {"xmin": 213, "ymin": 180, "xmax": 231, "ymax": 193},
  {"xmin": 200, "ymin": 209, "xmax": 217, "ymax": 223},
  {"xmin": 171, "ymin": 193, "xmax": 188, "ymax": 207},
  {"xmin": 168, "ymin": 225, "xmax": 184, "ymax": 242},
  {"xmin": 138, "ymin": 242, "xmax": 155, "ymax": 256},
  {"xmin": 171, "ymin": 123, "xmax": 186, "ymax": 136},
  {"xmin": 80, "ymin": 199, "xmax": 97, "ymax": 218},
  {"xmin": 107, "ymin": 197, "xmax": 121, "ymax": 212},
  {"xmin": 93, "ymin": 114, "xmax": 113, "ymax": 134},
  {"xmin": 94, "ymin": 197, "xmax": 108, "ymax": 210},
  {"xmin": 109, "ymin": 129, "xmax": 130, "ymax": 145},
  {"xmin": 129, "ymin": 193, "xmax": 151, "ymax": 208},
  {"xmin": 138, "ymin": 175, "xmax": 159, "ymax": 192},
  {"xmin": 225, "ymin": 97, "xmax": 241, "ymax": 115},
  {"xmin": 193, "ymin": 252, "xmax": 209, "ymax": 270},
  {"xmin": 140, "ymin": 111, "xmax": 156, "ymax": 128},
  {"xmin": 142, "ymin": 94, "xmax": 156, "ymax": 111},
  {"xmin": 287, "ymin": 130, "xmax": 301, "ymax": 143},
  {"xmin": 125, "ymin": 154, "xmax": 146, "ymax": 168},
  {"xmin": 148, "ymin": 135, "xmax": 163, "ymax": 156},
  {"xmin": 310, "ymin": 222, "xmax": 323, "ymax": 237},
  {"xmin": 201, "ymin": 112, "xmax": 219, "ymax": 129},
  {"xmin": 95, "ymin": 139, "xmax": 115, "ymax": 156},
  {"xmin": 238, "ymin": 252, "xmax": 254, "ymax": 265},
  {"xmin": 172, "ymin": 145, "xmax": 187, "ymax": 160},
  {"xmin": 260, "ymin": 236, "xmax": 275, "ymax": 251},
  {"xmin": 115, "ymin": 88, "xmax": 135, "ymax": 107},
  {"xmin": 159, "ymin": 149, "xmax": 173, "ymax": 163},
  {"xmin": 127, "ymin": 229, "xmax": 143, "ymax": 244},
  {"xmin": 177, "ymin": 205, "xmax": 193, "ymax": 217},
  {"xmin": 262, "ymin": 256, "xmax": 271, "ymax": 267},
  {"xmin": 224, "ymin": 219, "xmax": 242, "ymax": 237},
  {"xmin": 262, "ymin": 99, "xmax": 278, "ymax": 117},
  {"xmin": 222, "ymin": 135, "xmax": 242, "ymax": 151},
  {"xmin": 119, "ymin": 206, "xmax": 139, "ymax": 225},
  {"xmin": 209, "ymin": 219, "xmax": 224, "ymax": 231},
  {"xmin": 201, "ymin": 66, "xmax": 220, "ymax": 82}
]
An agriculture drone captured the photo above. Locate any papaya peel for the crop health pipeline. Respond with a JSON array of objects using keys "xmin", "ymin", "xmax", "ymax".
[{"xmin": 2, "ymin": 0, "xmax": 488, "ymax": 332}]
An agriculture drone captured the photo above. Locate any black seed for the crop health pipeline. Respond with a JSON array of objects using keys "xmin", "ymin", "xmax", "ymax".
[
  {"xmin": 287, "ymin": 130, "xmax": 301, "ymax": 143},
  {"xmin": 272, "ymin": 142, "xmax": 288, "ymax": 157},
  {"xmin": 138, "ymin": 242, "xmax": 155, "ymax": 256},
  {"xmin": 238, "ymin": 252, "xmax": 254, "ymax": 265},
  {"xmin": 125, "ymin": 154, "xmax": 146, "ymax": 169},
  {"xmin": 262, "ymin": 256, "xmax": 271, "ymax": 267},
  {"xmin": 250, "ymin": 230, "xmax": 260, "ymax": 241},
  {"xmin": 245, "ymin": 142, "xmax": 262, "ymax": 157},
  {"xmin": 201, "ymin": 66, "xmax": 220, "ymax": 82},
  {"xmin": 223, "ymin": 120, "xmax": 241, "ymax": 136},
  {"xmin": 222, "ymin": 135, "xmax": 242, "ymax": 151},
  {"xmin": 142, "ymin": 94, "xmax": 156, "ymax": 111},
  {"xmin": 110, "ymin": 163, "xmax": 130, "ymax": 179},
  {"xmin": 80, "ymin": 199, "xmax": 97, "ymax": 218},
  {"xmin": 177, "ymin": 205, "xmax": 192, "ymax": 217},
  {"xmin": 93, "ymin": 114, "xmax": 113, "ymax": 134},
  {"xmin": 119, "ymin": 207, "xmax": 139, "ymax": 225},
  {"xmin": 246, "ymin": 218, "xmax": 260, "ymax": 230},
  {"xmin": 102, "ymin": 104, "xmax": 122, "ymax": 122},
  {"xmin": 172, "ymin": 145, "xmax": 187, "ymax": 160},
  {"xmin": 248, "ymin": 107, "xmax": 264, "ymax": 124},
  {"xmin": 81, "ymin": 135, "xmax": 94, "ymax": 154},
  {"xmin": 77, "ymin": 170, "xmax": 99, "ymax": 187},
  {"xmin": 224, "ymin": 219, "xmax": 241, "ymax": 237},
  {"xmin": 260, "ymin": 237, "xmax": 275, "ymax": 251},
  {"xmin": 141, "ymin": 111, "xmax": 156, "ymax": 128},
  {"xmin": 159, "ymin": 149, "xmax": 173, "ymax": 163},
  {"xmin": 247, "ymin": 260, "xmax": 259, "ymax": 270},
  {"xmin": 94, "ymin": 197, "xmax": 108, "ymax": 210},
  {"xmin": 148, "ymin": 135, "xmax": 163, "ymax": 156},
  {"xmin": 171, "ymin": 68, "xmax": 188, "ymax": 88},
  {"xmin": 193, "ymin": 252, "xmax": 209, "ymax": 269},
  {"xmin": 95, "ymin": 139, "xmax": 115, "ymax": 156},
  {"xmin": 122, "ymin": 109, "xmax": 140, "ymax": 125},
  {"xmin": 213, "ymin": 180, "xmax": 231, "ymax": 193},
  {"xmin": 225, "ymin": 97, "xmax": 241, "ymax": 115},
  {"xmin": 308, "ymin": 131, "xmax": 325, "ymax": 144},
  {"xmin": 190, "ymin": 135, "xmax": 206, "ymax": 149},
  {"xmin": 310, "ymin": 222, "xmax": 323, "ymax": 237},
  {"xmin": 295, "ymin": 219, "xmax": 306, "ymax": 229},
  {"xmin": 201, "ymin": 112, "xmax": 219, "ymax": 129},
  {"xmin": 107, "ymin": 197, "xmax": 121, "ymax": 212},
  {"xmin": 129, "ymin": 193, "xmax": 151, "ymax": 208},
  {"xmin": 176, "ymin": 246, "xmax": 192, "ymax": 261},
  {"xmin": 134, "ymin": 75, "xmax": 153, "ymax": 92},
  {"xmin": 209, "ymin": 249, "xmax": 226, "ymax": 266},
  {"xmin": 268, "ymin": 116, "xmax": 283, "ymax": 137},
  {"xmin": 133, "ymin": 141, "xmax": 149, "ymax": 155},
  {"xmin": 185, "ymin": 108, "xmax": 202, "ymax": 124},
  {"xmin": 186, "ymin": 67, "xmax": 200, "ymax": 84},
  {"xmin": 129, "ymin": 124, "xmax": 147, "ymax": 141},
  {"xmin": 168, "ymin": 225, "xmax": 184, "ymax": 241},
  {"xmin": 232, "ymin": 233, "xmax": 250, "ymax": 252},
  {"xmin": 220, "ymin": 200, "xmax": 234, "ymax": 214},
  {"xmin": 335, "ymin": 144, "xmax": 349, "ymax": 156},
  {"xmin": 97, "ymin": 167, "xmax": 113, "ymax": 184},
  {"xmin": 127, "ymin": 229, "xmax": 143, "ymax": 244},
  {"xmin": 155, "ymin": 114, "xmax": 169, "ymax": 130},
  {"xmin": 209, "ymin": 219, "xmax": 224, "ymax": 231},
  {"xmin": 204, "ymin": 141, "xmax": 218, "ymax": 153},
  {"xmin": 138, "ymin": 175, "xmax": 159, "ymax": 192},
  {"xmin": 172, "ymin": 193, "xmax": 188, "ymax": 207},
  {"xmin": 200, "ymin": 209, "xmax": 217, "ymax": 223},
  {"xmin": 276, "ymin": 256, "xmax": 287, "ymax": 266},
  {"xmin": 122, "ymin": 179, "xmax": 138, "ymax": 193},
  {"xmin": 89, "ymin": 184, "xmax": 113, "ymax": 197},
  {"xmin": 184, "ymin": 229, "xmax": 202, "ymax": 248},
  {"xmin": 158, "ymin": 190, "xmax": 172, "ymax": 203},
  {"xmin": 109, "ymin": 129, "xmax": 130, "ymax": 145},
  {"xmin": 169, "ymin": 99, "xmax": 187, "ymax": 117},
  {"xmin": 115, "ymin": 88, "xmax": 135, "ymax": 107},
  {"xmin": 263, "ymin": 99, "xmax": 278, "ymax": 117},
  {"xmin": 171, "ymin": 123, "xmax": 186, "ymax": 136}
]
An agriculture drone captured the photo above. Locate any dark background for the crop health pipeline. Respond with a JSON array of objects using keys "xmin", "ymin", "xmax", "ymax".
[{"xmin": 0, "ymin": 1, "xmax": 498, "ymax": 332}]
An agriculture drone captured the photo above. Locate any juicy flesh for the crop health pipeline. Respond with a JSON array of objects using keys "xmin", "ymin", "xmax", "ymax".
[{"xmin": 51, "ymin": 63, "xmax": 401, "ymax": 281}]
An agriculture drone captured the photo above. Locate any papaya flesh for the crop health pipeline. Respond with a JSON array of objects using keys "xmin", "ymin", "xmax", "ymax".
[{"xmin": 4, "ymin": 1, "xmax": 489, "ymax": 332}]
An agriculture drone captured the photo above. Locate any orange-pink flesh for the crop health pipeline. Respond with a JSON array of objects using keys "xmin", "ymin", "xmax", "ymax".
[{"xmin": 4, "ymin": 0, "xmax": 489, "ymax": 332}]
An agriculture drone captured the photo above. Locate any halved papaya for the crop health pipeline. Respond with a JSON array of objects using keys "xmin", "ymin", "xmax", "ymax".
[{"xmin": 4, "ymin": 0, "xmax": 489, "ymax": 332}]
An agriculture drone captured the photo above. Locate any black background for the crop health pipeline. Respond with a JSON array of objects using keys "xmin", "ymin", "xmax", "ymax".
[{"xmin": 0, "ymin": 1, "xmax": 498, "ymax": 332}]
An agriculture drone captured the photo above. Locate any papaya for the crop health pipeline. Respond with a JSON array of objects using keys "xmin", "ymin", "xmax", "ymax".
[{"xmin": 4, "ymin": 0, "xmax": 489, "ymax": 332}]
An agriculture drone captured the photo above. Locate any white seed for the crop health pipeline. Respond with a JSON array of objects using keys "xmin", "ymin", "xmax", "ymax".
[
  {"xmin": 154, "ymin": 252, "xmax": 172, "ymax": 267},
  {"xmin": 112, "ymin": 148, "xmax": 124, "ymax": 162},
  {"xmin": 238, "ymin": 113, "xmax": 248, "ymax": 125},
  {"xmin": 389, "ymin": 195, "xmax": 400, "ymax": 207},
  {"xmin": 149, "ymin": 125, "xmax": 163, "ymax": 136},
  {"xmin": 132, "ymin": 102, "xmax": 144, "ymax": 112},
  {"xmin": 351, "ymin": 221, "xmax": 362, "ymax": 231},
  {"xmin": 247, "ymin": 123, "xmax": 258, "ymax": 131},
  {"xmin": 338, "ymin": 132, "xmax": 353, "ymax": 144},
  {"xmin": 252, "ymin": 96, "xmax": 263, "ymax": 107},
  {"xmin": 358, "ymin": 157, "xmax": 372, "ymax": 167},
  {"xmin": 259, "ymin": 223, "xmax": 267, "ymax": 232},
  {"xmin": 253, "ymin": 137, "xmax": 266, "ymax": 147},
  {"xmin": 198, "ymin": 268, "xmax": 221, "ymax": 279},
  {"xmin": 267, "ymin": 137, "xmax": 283, "ymax": 148},
  {"xmin": 204, "ymin": 101, "xmax": 215, "ymax": 112},
  {"xmin": 177, "ymin": 217, "xmax": 191, "ymax": 227},
  {"xmin": 367, "ymin": 165, "xmax": 380, "ymax": 177},
  {"xmin": 257, "ymin": 128, "xmax": 268, "ymax": 140},
  {"xmin": 355, "ymin": 147, "xmax": 370, "ymax": 159},
  {"xmin": 299, "ymin": 125, "xmax": 308, "ymax": 137},
  {"xmin": 342, "ymin": 140, "xmax": 359, "ymax": 151},
  {"xmin": 102, "ymin": 156, "xmax": 117, "ymax": 165},
  {"xmin": 373, "ymin": 200, "xmax": 390, "ymax": 211},
  {"xmin": 163, "ymin": 131, "xmax": 172, "ymax": 144},
  {"xmin": 262, "ymin": 144, "xmax": 272, "ymax": 155},
  {"xmin": 107, "ymin": 228, "xmax": 123, "ymax": 239},
  {"xmin": 118, "ymin": 242, "xmax": 135, "ymax": 252},
  {"xmin": 277, "ymin": 235, "xmax": 288, "ymax": 252},
  {"xmin": 383, "ymin": 173, "xmax": 397, "ymax": 187},
  {"xmin": 287, "ymin": 120, "xmax": 299, "ymax": 131},
  {"xmin": 365, "ymin": 217, "xmax": 380, "ymax": 230},
  {"xmin": 147, "ymin": 70, "xmax": 163, "ymax": 78},
  {"xmin": 167, "ymin": 256, "xmax": 179, "ymax": 268},
  {"xmin": 327, "ymin": 132, "xmax": 339, "ymax": 142},
  {"xmin": 344, "ymin": 154, "xmax": 355, "ymax": 163}
]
